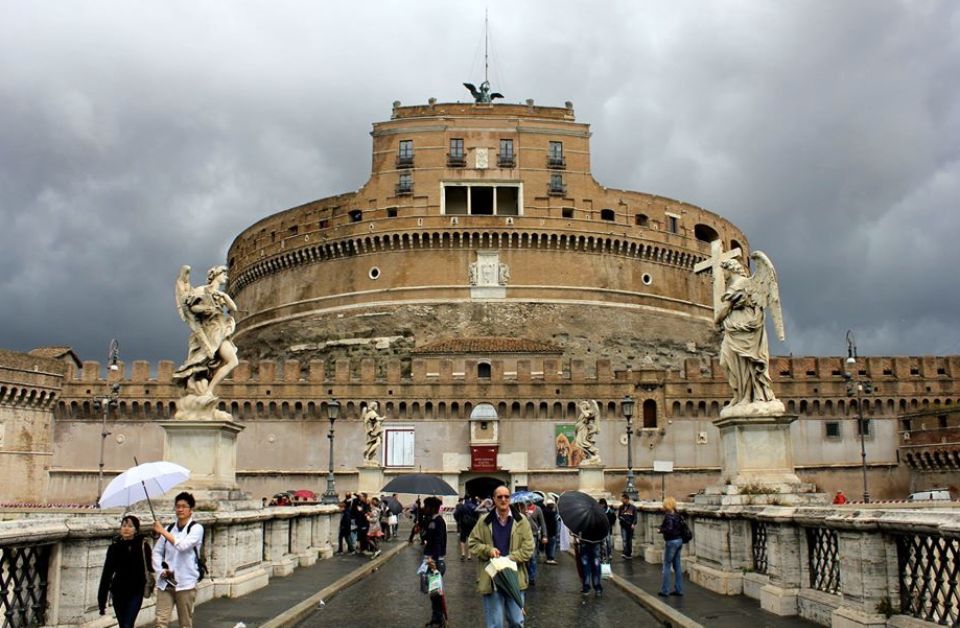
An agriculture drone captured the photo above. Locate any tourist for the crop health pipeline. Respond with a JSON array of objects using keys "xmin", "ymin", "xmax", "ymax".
[
  {"xmin": 575, "ymin": 534, "xmax": 603, "ymax": 597},
  {"xmin": 599, "ymin": 498, "xmax": 617, "ymax": 561},
  {"xmin": 337, "ymin": 492, "xmax": 355, "ymax": 554},
  {"xmin": 353, "ymin": 493, "xmax": 370, "ymax": 554},
  {"xmin": 152, "ymin": 492, "xmax": 204, "ymax": 628},
  {"xmin": 407, "ymin": 497, "xmax": 422, "ymax": 542},
  {"xmin": 421, "ymin": 496, "xmax": 447, "ymax": 627},
  {"xmin": 98, "ymin": 515, "xmax": 153, "ymax": 628},
  {"xmin": 389, "ymin": 494, "xmax": 402, "ymax": 538},
  {"xmin": 657, "ymin": 496, "xmax": 684, "ymax": 597},
  {"xmin": 454, "ymin": 495, "xmax": 479, "ymax": 561},
  {"xmin": 468, "ymin": 485, "xmax": 534, "ymax": 628},
  {"xmin": 617, "ymin": 492, "xmax": 638, "ymax": 559},
  {"xmin": 542, "ymin": 499, "xmax": 559, "ymax": 564},
  {"xmin": 523, "ymin": 499, "xmax": 547, "ymax": 585},
  {"xmin": 833, "ymin": 490, "xmax": 848, "ymax": 505},
  {"xmin": 367, "ymin": 496, "xmax": 384, "ymax": 558}
]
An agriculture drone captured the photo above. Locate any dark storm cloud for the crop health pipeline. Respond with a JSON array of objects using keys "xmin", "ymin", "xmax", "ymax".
[{"xmin": 1, "ymin": 1, "xmax": 957, "ymax": 364}]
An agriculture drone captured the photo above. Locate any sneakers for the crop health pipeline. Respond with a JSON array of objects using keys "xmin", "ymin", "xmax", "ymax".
[
  {"xmin": 621, "ymin": 554, "xmax": 633, "ymax": 560},
  {"xmin": 581, "ymin": 587, "xmax": 590, "ymax": 595},
  {"xmin": 545, "ymin": 559, "xmax": 558, "ymax": 565},
  {"xmin": 595, "ymin": 589, "xmax": 603, "ymax": 597},
  {"xmin": 371, "ymin": 550, "xmax": 382, "ymax": 559},
  {"xmin": 670, "ymin": 591, "xmax": 683, "ymax": 596},
  {"xmin": 658, "ymin": 591, "xmax": 669, "ymax": 597},
  {"xmin": 459, "ymin": 555, "xmax": 465, "ymax": 562}
]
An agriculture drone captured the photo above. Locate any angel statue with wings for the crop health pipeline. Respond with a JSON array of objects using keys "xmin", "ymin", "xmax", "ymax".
[
  {"xmin": 715, "ymin": 252, "xmax": 786, "ymax": 417},
  {"xmin": 574, "ymin": 399, "xmax": 602, "ymax": 466},
  {"xmin": 172, "ymin": 265, "xmax": 240, "ymax": 419},
  {"xmin": 361, "ymin": 401, "xmax": 385, "ymax": 465}
]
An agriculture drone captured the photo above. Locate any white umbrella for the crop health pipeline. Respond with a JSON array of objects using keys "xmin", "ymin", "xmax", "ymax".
[{"xmin": 99, "ymin": 460, "xmax": 190, "ymax": 519}]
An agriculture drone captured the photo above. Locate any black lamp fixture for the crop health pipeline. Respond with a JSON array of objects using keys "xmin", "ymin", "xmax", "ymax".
[
  {"xmin": 321, "ymin": 399, "xmax": 342, "ymax": 504},
  {"xmin": 622, "ymin": 395, "xmax": 638, "ymax": 500}
]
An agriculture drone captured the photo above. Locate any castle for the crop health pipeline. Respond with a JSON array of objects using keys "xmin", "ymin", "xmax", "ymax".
[{"xmin": 4, "ymin": 96, "xmax": 957, "ymax": 503}]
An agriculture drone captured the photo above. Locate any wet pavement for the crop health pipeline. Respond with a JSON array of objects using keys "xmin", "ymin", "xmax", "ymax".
[{"xmin": 296, "ymin": 546, "xmax": 660, "ymax": 627}]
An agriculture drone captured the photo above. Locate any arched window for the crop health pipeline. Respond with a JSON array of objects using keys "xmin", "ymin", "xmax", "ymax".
[
  {"xmin": 600, "ymin": 209, "xmax": 615, "ymax": 221},
  {"xmin": 635, "ymin": 213, "xmax": 649, "ymax": 227},
  {"xmin": 478, "ymin": 362, "xmax": 492, "ymax": 378},
  {"xmin": 694, "ymin": 224, "xmax": 719, "ymax": 243},
  {"xmin": 643, "ymin": 399, "xmax": 657, "ymax": 428}
]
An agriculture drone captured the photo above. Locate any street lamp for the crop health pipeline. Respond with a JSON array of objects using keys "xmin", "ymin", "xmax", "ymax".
[
  {"xmin": 843, "ymin": 331, "xmax": 873, "ymax": 503},
  {"xmin": 321, "ymin": 399, "xmax": 341, "ymax": 504},
  {"xmin": 96, "ymin": 339, "xmax": 121, "ymax": 507},
  {"xmin": 622, "ymin": 395, "xmax": 638, "ymax": 500}
]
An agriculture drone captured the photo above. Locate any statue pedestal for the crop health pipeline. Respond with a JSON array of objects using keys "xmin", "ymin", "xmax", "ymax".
[
  {"xmin": 160, "ymin": 419, "xmax": 257, "ymax": 510},
  {"xmin": 357, "ymin": 464, "xmax": 384, "ymax": 495},
  {"xmin": 577, "ymin": 465, "xmax": 609, "ymax": 499},
  {"xmin": 696, "ymin": 413, "xmax": 824, "ymax": 506}
]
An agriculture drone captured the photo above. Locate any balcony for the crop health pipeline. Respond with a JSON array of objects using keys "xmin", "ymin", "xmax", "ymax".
[
  {"xmin": 395, "ymin": 183, "xmax": 413, "ymax": 196},
  {"xmin": 497, "ymin": 154, "xmax": 516, "ymax": 168},
  {"xmin": 447, "ymin": 153, "xmax": 466, "ymax": 168},
  {"xmin": 547, "ymin": 182, "xmax": 566, "ymax": 196},
  {"xmin": 396, "ymin": 155, "xmax": 414, "ymax": 169},
  {"xmin": 547, "ymin": 155, "xmax": 566, "ymax": 169}
]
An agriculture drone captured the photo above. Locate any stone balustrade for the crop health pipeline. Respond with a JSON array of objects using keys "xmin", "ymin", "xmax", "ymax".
[
  {"xmin": 0, "ymin": 504, "xmax": 338, "ymax": 627},
  {"xmin": 633, "ymin": 502, "xmax": 960, "ymax": 627}
]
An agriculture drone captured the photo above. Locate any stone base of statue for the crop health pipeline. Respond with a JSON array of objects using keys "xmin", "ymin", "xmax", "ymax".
[
  {"xmin": 175, "ymin": 392, "xmax": 234, "ymax": 421},
  {"xmin": 357, "ymin": 463, "xmax": 384, "ymax": 496},
  {"xmin": 695, "ymin": 411, "xmax": 825, "ymax": 506},
  {"xmin": 577, "ymin": 463, "xmax": 609, "ymax": 500},
  {"xmin": 160, "ymin": 418, "xmax": 258, "ymax": 510}
]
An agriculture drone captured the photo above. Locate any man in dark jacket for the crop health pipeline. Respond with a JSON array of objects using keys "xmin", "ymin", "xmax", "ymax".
[
  {"xmin": 352, "ymin": 493, "xmax": 371, "ymax": 554},
  {"xmin": 337, "ymin": 493, "xmax": 355, "ymax": 554},
  {"xmin": 617, "ymin": 493, "xmax": 638, "ymax": 559},
  {"xmin": 599, "ymin": 498, "xmax": 617, "ymax": 561},
  {"xmin": 542, "ymin": 499, "xmax": 560, "ymax": 564}
]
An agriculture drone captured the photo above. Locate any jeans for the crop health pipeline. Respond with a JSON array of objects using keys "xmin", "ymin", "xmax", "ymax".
[
  {"xmin": 604, "ymin": 533, "xmax": 614, "ymax": 561},
  {"xmin": 427, "ymin": 558, "xmax": 446, "ymax": 624},
  {"xmin": 661, "ymin": 538, "xmax": 684, "ymax": 594},
  {"xmin": 482, "ymin": 590, "xmax": 524, "ymax": 628},
  {"xmin": 527, "ymin": 546, "xmax": 538, "ymax": 583},
  {"xmin": 112, "ymin": 592, "xmax": 143, "ymax": 628},
  {"xmin": 620, "ymin": 526, "xmax": 634, "ymax": 557},
  {"xmin": 338, "ymin": 526, "xmax": 354, "ymax": 553},
  {"xmin": 579, "ymin": 542, "xmax": 602, "ymax": 592},
  {"xmin": 545, "ymin": 535, "xmax": 558, "ymax": 561}
]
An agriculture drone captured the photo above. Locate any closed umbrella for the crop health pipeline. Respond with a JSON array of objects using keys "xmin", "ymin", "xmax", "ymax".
[
  {"xmin": 557, "ymin": 491, "xmax": 609, "ymax": 543},
  {"xmin": 484, "ymin": 556, "xmax": 525, "ymax": 610},
  {"xmin": 98, "ymin": 460, "xmax": 191, "ymax": 520},
  {"xmin": 381, "ymin": 473, "xmax": 457, "ymax": 496}
]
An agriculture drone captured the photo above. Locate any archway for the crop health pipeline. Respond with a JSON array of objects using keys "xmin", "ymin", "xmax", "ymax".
[{"xmin": 464, "ymin": 476, "xmax": 507, "ymax": 500}]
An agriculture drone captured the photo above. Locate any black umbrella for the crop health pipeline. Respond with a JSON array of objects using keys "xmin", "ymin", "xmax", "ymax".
[
  {"xmin": 381, "ymin": 473, "xmax": 458, "ymax": 496},
  {"xmin": 557, "ymin": 491, "xmax": 609, "ymax": 543},
  {"xmin": 382, "ymin": 495, "xmax": 404, "ymax": 515}
]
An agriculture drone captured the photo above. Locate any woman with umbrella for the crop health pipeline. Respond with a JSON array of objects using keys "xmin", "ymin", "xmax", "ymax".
[
  {"xmin": 557, "ymin": 491, "xmax": 610, "ymax": 598},
  {"xmin": 421, "ymin": 496, "xmax": 448, "ymax": 627},
  {"xmin": 467, "ymin": 485, "xmax": 534, "ymax": 627},
  {"xmin": 98, "ymin": 515, "xmax": 153, "ymax": 628}
]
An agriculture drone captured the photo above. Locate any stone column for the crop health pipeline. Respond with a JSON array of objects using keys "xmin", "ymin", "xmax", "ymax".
[
  {"xmin": 208, "ymin": 516, "xmax": 270, "ymax": 598},
  {"xmin": 830, "ymin": 528, "xmax": 892, "ymax": 628},
  {"xmin": 577, "ymin": 464, "xmax": 609, "ymax": 500},
  {"xmin": 760, "ymin": 515, "xmax": 804, "ymax": 616},
  {"xmin": 263, "ymin": 513, "xmax": 298, "ymax": 576},
  {"xmin": 688, "ymin": 513, "xmax": 751, "ymax": 595},
  {"xmin": 357, "ymin": 463, "xmax": 384, "ymax": 496}
]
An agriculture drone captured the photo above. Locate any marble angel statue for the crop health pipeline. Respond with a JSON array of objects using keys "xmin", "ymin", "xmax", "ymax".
[
  {"xmin": 715, "ymin": 252, "xmax": 786, "ymax": 417},
  {"xmin": 172, "ymin": 265, "xmax": 239, "ymax": 419},
  {"xmin": 574, "ymin": 399, "xmax": 602, "ymax": 465},
  {"xmin": 362, "ymin": 401, "xmax": 385, "ymax": 464}
]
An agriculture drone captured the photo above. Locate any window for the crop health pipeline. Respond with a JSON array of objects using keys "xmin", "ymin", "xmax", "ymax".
[
  {"xmin": 499, "ymin": 139, "xmax": 515, "ymax": 167},
  {"xmin": 825, "ymin": 421, "xmax": 841, "ymax": 439},
  {"xmin": 635, "ymin": 213, "xmax": 649, "ymax": 227},
  {"xmin": 548, "ymin": 141, "xmax": 564, "ymax": 168},
  {"xmin": 442, "ymin": 184, "xmax": 522, "ymax": 216},
  {"xmin": 449, "ymin": 138, "xmax": 465, "ymax": 166},
  {"xmin": 383, "ymin": 427, "xmax": 415, "ymax": 467},
  {"xmin": 396, "ymin": 173, "xmax": 412, "ymax": 195},
  {"xmin": 667, "ymin": 214, "xmax": 679, "ymax": 234},
  {"xmin": 643, "ymin": 399, "xmax": 657, "ymax": 429},
  {"xmin": 694, "ymin": 224, "xmax": 719, "ymax": 242},
  {"xmin": 856, "ymin": 418, "xmax": 871, "ymax": 436},
  {"xmin": 549, "ymin": 173, "xmax": 565, "ymax": 195},
  {"xmin": 348, "ymin": 209, "xmax": 362, "ymax": 222},
  {"xmin": 600, "ymin": 209, "xmax": 615, "ymax": 221},
  {"xmin": 397, "ymin": 140, "xmax": 413, "ymax": 167},
  {"xmin": 319, "ymin": 219, "xmax": 329, "ymax": 229},
  {"xmin": 386, "ymin": 207, "xmax": 398, "ymax": 218},
  {"xmin": 562, "ymin": 207, "xmax": 574, "ymax": 219},
  {"xmin": 939, "ymin": 415, "xmax": 948, "ymax": 429},
  {"xmin": 900, "ymin": 418, "xmax": 912, "ymax": 431},
  {"xmin": 478, "ymin": 362, "xmax": 492, "ymax": 378},
  {"xmin": 288, "ymin": 225, "xmax": 299, "ymax": 236}
]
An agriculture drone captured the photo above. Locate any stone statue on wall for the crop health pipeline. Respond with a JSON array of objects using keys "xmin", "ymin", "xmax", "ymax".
[
  {"xmin": 715, "ymin": 252, "xmax": 786, "ymax": 418},
  {"xmin": 574, "ymin": 399, "xmax": 602, "ymax": 466},
  {"xmin": 464, "ymin": 81, "xmax": 503, "ymax": 103},
  {"xmin": 362, "ymin": 401, "xmax": 385, "ymax": 464},
  {"xmin": 172, "ymin": 265, "xmax": 239, "ymax": 420}
]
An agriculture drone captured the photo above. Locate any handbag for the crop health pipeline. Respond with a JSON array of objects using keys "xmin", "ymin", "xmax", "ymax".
[
  {"xmin": 679, "ymin": 517, "xmax": 693, "ymax": 544},
  {"xmin": 600, "ymin": 563, "xmax": 612, "ymax": 579},
  {"xmin": 142, "ymin": 540, "xmax": 156, "ymax": 598}
]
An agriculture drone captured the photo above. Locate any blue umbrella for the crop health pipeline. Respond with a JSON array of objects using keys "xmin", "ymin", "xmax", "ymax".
[{"xmin": 509, "ymin": 490, "xmax": 543, "ymax": 505}]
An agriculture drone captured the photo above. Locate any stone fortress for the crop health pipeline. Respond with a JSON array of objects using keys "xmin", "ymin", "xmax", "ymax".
[{"xmin": 4, "ymin": 96, "xmax": 958, "ymax": 504}]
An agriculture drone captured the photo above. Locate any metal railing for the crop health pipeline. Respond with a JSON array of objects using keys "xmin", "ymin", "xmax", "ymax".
[
  {"xmin": 751, "ymin": 520, "xmax": 768, "ymax": 574},
  {"xmin": 896, "ymin": 532, "xmax": 959, "ymax": 625},
  {"xmin": 806, "ymin": 527, "xmax": 841, "ymax": 594},
  {"xmin": 0, "ymin": 544, "xmax": 51, "ymax": 628}
]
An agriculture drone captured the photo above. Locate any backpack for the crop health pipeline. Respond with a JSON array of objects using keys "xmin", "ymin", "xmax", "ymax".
[
  {"xmin": 679, "ymin": 517, "xmax": 693, "ymax": 544},
  {"xmin": 165, "ymin": 522, "xmax": 208, "ymax": 580}
]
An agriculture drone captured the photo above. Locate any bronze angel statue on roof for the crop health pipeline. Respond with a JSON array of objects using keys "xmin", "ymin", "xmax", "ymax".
[
  {"xmin": 464, "ymin": 81, "xmax": 503, "ymax": 103},
  {"xmin": 715, "ymin": 252, "xmax": 786, "ymax": 417},
  {"xmin": 172, "ymin": 265, "xmax": 239, "ymax": 419}
]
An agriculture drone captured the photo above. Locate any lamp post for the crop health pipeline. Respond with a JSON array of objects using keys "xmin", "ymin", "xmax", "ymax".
[
  {"xmin": 96, "ymin": 339, "xmax": 121, "ymax": 507},
  {"xmin": 843, "ymin": 331, "xmax": 873, "ymax": 503},
  {"xmin": 321, "ymin": 399, "xmax": 341, "ymax": 504},
  {"xmin": 622, "ymin": 395, "xmax": 638, "ymax": 500}
]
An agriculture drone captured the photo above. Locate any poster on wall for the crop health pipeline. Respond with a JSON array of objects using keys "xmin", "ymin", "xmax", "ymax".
[{"xmin": 554, "ymin": 424, "xmax": 585, "ymax": 467}]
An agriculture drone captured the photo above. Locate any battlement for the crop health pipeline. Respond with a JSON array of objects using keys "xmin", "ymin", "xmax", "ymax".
[{"xmin": 66, "ymin": 355, "xmax": 960, "ymax": 387}]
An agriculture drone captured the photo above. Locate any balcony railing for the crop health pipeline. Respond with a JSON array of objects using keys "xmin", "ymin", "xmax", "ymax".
[
  {"xmin": 447, "ymin": 154, "xmax": 466, "ymax": 167},
  {"xmin": 396, "ymin": 155, "xmax": 414, "ymax": 168},
  {"xmin": 395, "ymin": 184, "xmax": 413, "ymax": 196},
  {"xmin": 497, "ymin": 154, "xmax": 515, "ymax": 168},
  {"xmin": 547, "ymin": 155, "xmax": 566, "ymax": 169},
  {"xmin": 548, "ymin": 183, "xmax": 566, "ymax": 196}
]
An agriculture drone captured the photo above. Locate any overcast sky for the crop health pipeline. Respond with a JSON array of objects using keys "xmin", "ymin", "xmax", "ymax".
[{"xmin": 2, "ymin": 1, "xmax": 958, "ymax": 367}]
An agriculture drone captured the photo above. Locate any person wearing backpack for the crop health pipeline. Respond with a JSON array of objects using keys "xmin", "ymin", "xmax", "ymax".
[
  {"xmin": 152, "ymin": 491, "xmax": 204, "ymax": 628},
  {"xmin": 657, "ymin": 496, "xmax": 684, "ymax": 597}
]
